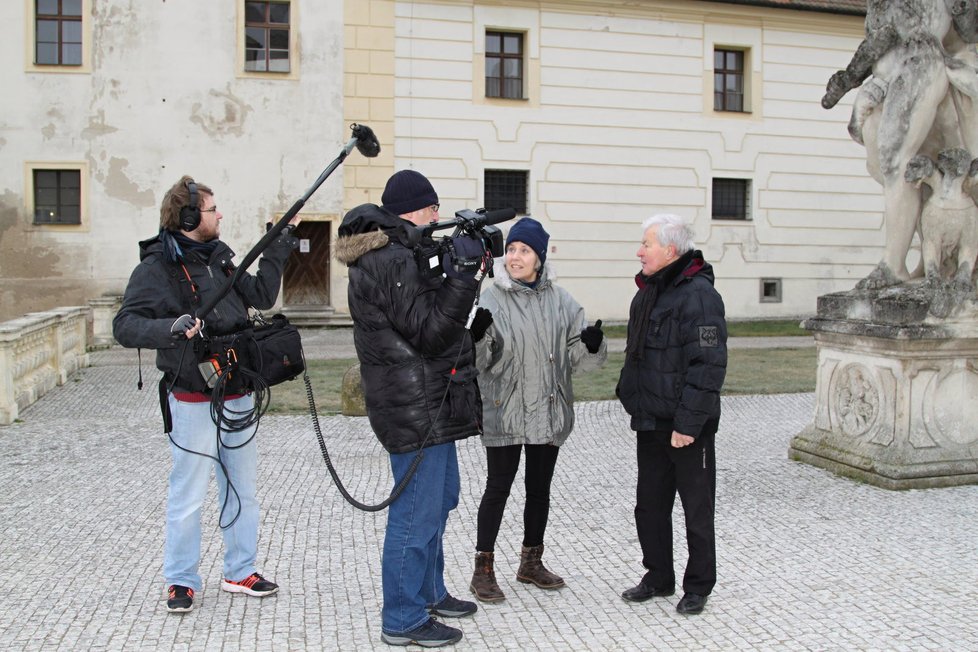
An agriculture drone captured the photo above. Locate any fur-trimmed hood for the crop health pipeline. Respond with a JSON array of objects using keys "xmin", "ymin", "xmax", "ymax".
[{"xmin": 334, "ymin": 203, "xmax": 416, "ymax": 266}]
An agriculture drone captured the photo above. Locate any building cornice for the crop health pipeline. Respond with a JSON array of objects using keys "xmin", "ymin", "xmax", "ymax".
[{"xmin": 704, "ymin": 0, "xmax": 865, "ymax": 16}]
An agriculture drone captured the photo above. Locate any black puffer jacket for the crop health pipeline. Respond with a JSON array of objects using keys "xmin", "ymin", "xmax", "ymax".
[
  {"xmin": 112, "ymin": 230, "xmax": 294, "ymax": 391},
  {"xmin": 616, "ymin": 250, "xmax": 727, "ymax": 436},
  {"xmin": 334, "ymin": 203, "xmax": 482, "ymax": 454}
]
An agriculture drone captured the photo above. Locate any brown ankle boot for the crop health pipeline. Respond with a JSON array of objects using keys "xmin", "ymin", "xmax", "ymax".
[
  {"xmin": 516, "ymin": 544, "xmax": 565, "ymax": 589},
  {"xmin": 470, "ymin": 551, "xmax": 505, "ymax": 603}
]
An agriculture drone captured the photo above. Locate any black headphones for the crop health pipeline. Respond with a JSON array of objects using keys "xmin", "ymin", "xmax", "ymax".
[{"xmin": 179, "ymin": 179, "xmax": 201, "ymax": 232}]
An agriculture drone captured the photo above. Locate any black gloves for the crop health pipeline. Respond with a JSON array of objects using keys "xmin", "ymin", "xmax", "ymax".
[
  {"xmin": 266, "ymin": 222, "xmax": 297, "ymax": 236},
  {"xmin": 580, "ymin": 319, "xmax": 603, "ymax": 354},
  {"xmin": 470, "ymin": 307, "xmax": 493, "ymax": 342},
  {"xmin": 443, "ymin": 236, "xmax": 486, "ymax": 279},
  {"xmin": 170, "ymin": 314, "xmax": 197, "ymax": 338}
]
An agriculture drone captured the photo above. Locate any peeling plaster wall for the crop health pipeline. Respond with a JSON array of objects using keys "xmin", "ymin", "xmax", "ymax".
[{"xmin": 0, "ymin": 1, "xmax": 345, "ymax": 321}]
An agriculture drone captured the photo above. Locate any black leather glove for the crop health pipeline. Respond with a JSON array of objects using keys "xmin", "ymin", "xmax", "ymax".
[
  {"xmin": 580, "ymin": 319, "xmax": 603, "ymax": 354},
  {"xmin": 469, "ymin": 307, "xmax": 493, "ymax": 342},
  {"xmin": 170, "ymin": 314, "xmax": 197, "ymax": 338},
  {"xmin": 443, "ymin": 236, "xmax": 485, "ymax": 279}
]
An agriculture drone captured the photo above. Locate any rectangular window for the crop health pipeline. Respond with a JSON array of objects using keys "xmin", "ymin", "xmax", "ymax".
[
  {"xmin": 245, "ymin": 1, "xmax": 291, "ymax": 73},
  {"xmin": 484, "ymin": 170, "xmax": 528, "ymax": 214},
  {"xmin": 760, "ymin": 278, "xmax": 783, "ymax": 303},
  {"xmin": 712, "ymin": 178, "xmax": 751, "ymax": 220},
  {"xmin": 486, "ymin": 31, "xmax": 524, "ymax": 99},
  {"xmin": 714, "ymin": 48, "xmax": 744, "ymax": 112},
  {"xmin": 35, "ymin": 0, "xmax": 83, "ymax": 65},
  {"xmin": 33, "ymin": 169, "xmax": 81, "ymax": 224}
]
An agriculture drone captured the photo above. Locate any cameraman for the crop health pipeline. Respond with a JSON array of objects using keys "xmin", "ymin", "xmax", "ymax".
[
  {"xmin": 335, "ymin": 170, "xmax": 485, "ymax": 648},
  {"xmin": 112, "ymin": 176, "xmax": 298, "ymax": 613}
]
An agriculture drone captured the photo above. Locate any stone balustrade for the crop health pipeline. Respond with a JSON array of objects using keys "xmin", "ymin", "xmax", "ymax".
[{"xmin": 0, "ymin": 306, "xmax": 91, "ymax": 425}]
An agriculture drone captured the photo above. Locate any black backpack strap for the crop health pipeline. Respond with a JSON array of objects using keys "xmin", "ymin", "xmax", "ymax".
[
  {"xmin": 173, "ymin": 260, "xmax": 201, "ymax": 310},
  {"xmin": 159, "ymin": 376, "xmax": 173, "ymax": 434}
]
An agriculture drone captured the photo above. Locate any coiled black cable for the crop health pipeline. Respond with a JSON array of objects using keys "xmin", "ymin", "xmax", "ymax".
[
  {"xmin": 208, "ymin": 365, "xmax": 269, "ymax": 434},
  {"xmin": 304, "ymin": 332, "xmax": 466, "ymax": 512},
  {"xmin": 303, "ymin": 370, "xmax": 422, "ymax": 512}
]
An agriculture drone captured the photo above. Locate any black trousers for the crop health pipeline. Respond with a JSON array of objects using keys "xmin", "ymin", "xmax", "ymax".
[
  {"xmin": 476, "ymin": 444, "xmax": 560, "ymax": 552},
  {"xmin": 635, "ymin": 429, "xmax": 716, "ymax": 595}
]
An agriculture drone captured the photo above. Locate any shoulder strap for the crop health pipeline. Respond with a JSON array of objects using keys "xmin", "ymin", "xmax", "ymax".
[{"xmin": 165, "ymin": 259, "xmax": 201, "ymax": 312}]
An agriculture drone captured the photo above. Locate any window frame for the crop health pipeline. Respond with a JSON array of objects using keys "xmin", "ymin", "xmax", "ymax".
[
  {"xmin": 26, "ymin": 0, "xmax": 91, "ymax": 73},
  {"xmin": 711, "ymin": 177, "xmax": 752, "ymax": 221},
  {"xmin": 484, "ymin": 169, "xmax": 529, "ymax": 215},
  {"xmin": 485, "ymin": 30, "xmax": 525, "ymax": 100},
  {"xmin": 760, "ymin": 278, "xmax": 783, "ymax": 304},
  {"xmin": 714, "ymin": 47, "xmax": 746, "ymax": 113},
  {"xmin": 26, "ymin": 162, "xmax": 89, "ymax": 229},
  {"xmin": 237, "ymin": 0, "xmax": 300, "ymax": 80}
]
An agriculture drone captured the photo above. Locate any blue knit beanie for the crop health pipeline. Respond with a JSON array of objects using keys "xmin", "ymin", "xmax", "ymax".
[
  {"xmin": 506, "ymin": 217, "xmax": 550, "ymax": 267},
  {"xmin": 381, "ymin": 170, "xmax": 439, "ymax": 216}
]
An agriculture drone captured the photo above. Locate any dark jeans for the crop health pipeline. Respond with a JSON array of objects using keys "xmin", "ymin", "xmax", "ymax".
[
  {"xmin": 382, "ymin": 442, "xmax": 459, "ymax": 634},
  {"xmin": 476, "ymin": 444, "xmax": 560, "ymax": 552},
  {"xmin": 635, "ymin": 428, "xmax": 716, "ymax": 596}
]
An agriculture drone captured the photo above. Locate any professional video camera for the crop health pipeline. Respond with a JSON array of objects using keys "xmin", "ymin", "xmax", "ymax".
[{"xmin": 414, "ymin": 207, "xmax": 516, "ymax": 278}]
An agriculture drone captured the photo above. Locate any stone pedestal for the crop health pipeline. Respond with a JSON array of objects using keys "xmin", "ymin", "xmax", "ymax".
[
  {"xmin": 789, "ymin": 285, "xmax": 978, "ymax": 489},
  {"xmin": 89, "ymin": 295, "xmax": 121, "ymax": 349},
  {"xmin": 340, "ymin": 363, "xmax": 367, "ymax": 416}
]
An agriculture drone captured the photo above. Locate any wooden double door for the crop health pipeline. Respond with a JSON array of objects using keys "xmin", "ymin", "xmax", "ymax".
[{"xmin": 282, "ymin": 221, "xmax": 331, "ymax": 309}]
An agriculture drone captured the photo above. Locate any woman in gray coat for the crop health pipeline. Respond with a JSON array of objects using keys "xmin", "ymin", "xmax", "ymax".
[{"xmin": 469, "ymin": 217, "xmax": 607, "ymax": 603}]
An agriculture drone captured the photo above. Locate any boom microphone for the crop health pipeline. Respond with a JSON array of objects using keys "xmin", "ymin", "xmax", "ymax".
[{"xmin": 351, "ymin": 123, "xmax": 381, "ymax": 158}]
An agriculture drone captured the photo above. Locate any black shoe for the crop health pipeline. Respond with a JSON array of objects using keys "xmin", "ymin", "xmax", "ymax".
[
  {"xmin": 621, "ymin": 581, "xmax": 675, "ymax": 603},
  {"xmin": 221, "ymin": 572, "xmax": 279, "ymax": 597},
  {"xmin": 381, "ymin": 618, "xmax": 463, "ymax": 647},
  {"xmin": 676, "ymin": 593, "xmax": 708, "ymax": 615},
  {"xmin": 427, "ymin": 593, "xmax": 478, "ymax": 618},
  {"xmin": 166, "ymin": 585, "xmax": 194, "ymax": 613}
]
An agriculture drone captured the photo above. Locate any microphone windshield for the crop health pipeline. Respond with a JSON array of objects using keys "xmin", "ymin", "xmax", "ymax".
[{"xmin": 351, "ymin": 123, "xmax": 381, "ymax": 158}]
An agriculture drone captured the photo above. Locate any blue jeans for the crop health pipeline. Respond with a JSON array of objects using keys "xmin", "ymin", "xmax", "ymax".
[
  {"xmin": 382, "ymin": 442, "xmax": 460, "ymax": 634},
  {"xmin": 163, "ymin": 394, "xmax": 259, "ymax": 592}
]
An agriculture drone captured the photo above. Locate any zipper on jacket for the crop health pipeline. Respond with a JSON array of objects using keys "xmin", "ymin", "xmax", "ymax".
[{"xmin": 205, "ymin": 263, "xmax": 222, "ymax": 323}]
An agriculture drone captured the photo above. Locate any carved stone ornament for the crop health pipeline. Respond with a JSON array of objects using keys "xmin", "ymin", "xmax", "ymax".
[{"xmin": 833, "ymin": 363, "xmax": 880, "ymax": 437}]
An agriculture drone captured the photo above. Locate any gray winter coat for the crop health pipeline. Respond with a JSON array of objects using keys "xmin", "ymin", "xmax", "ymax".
[{"xmin": 475, "ymin": 260, "xmax": 607, "ymax": 447}]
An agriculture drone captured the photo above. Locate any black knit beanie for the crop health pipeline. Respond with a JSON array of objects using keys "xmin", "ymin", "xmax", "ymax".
[
  {"xmin": 381, "ymin": 170, "xmax": 439, "ymax": 216},
  {"xmin": 506, "ymin": 217, "xmax": 550, "ymax": 267}
]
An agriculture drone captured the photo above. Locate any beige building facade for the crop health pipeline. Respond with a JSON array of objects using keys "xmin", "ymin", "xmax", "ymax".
[{"xmin": 2, "ymin": 0, "xmax": 875, "ymax": 324}]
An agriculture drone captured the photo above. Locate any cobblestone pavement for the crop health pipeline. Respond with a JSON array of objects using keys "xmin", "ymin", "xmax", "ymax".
[{"xmin": 2, "ymin": 334, "xmax": 975, "ymax": 651}]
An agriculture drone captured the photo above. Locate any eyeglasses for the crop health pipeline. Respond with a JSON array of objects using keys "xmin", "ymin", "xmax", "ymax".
[
  {"xmin": 430, "ymin": 204, "xmax": 440, "ymax": 213},
  {"xmin": 200, "ymin": 206, "xmax": 217, "ymax": 213}
]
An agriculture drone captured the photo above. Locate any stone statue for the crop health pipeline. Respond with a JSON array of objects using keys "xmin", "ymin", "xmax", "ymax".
[
  {"xmin": 905, "ymin": 148, "xmax": 978, "ymax": 289},
  {"xmin": 905, "ymin": 148, "xmax": 978, "ymax": 316},
  {"xmin": 793, "ymin": 2, "xmax": 978, "ymax": 491},
  {"xmin": 822, "ymin": 0, "xmax": 978, "ymax": 290}
]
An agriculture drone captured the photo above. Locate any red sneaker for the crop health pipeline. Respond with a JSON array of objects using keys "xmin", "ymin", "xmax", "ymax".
[
  {"xmin": 221, "ymin": 572, "xmax": 279, "ymax": 597},
  {"xmin": 167, "ymin": 585, "xmax": 194, "ymax": 612}
]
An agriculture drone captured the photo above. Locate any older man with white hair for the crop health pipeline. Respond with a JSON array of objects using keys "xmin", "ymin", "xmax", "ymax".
[{"xmin": 616, "ymin": 213, "xmax": 727, "ymax": 616}]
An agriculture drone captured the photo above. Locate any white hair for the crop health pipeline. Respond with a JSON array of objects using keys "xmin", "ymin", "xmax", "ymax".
[{"xmin": 641, "ymin": 213, "xmax": 694, "ymax": 254}]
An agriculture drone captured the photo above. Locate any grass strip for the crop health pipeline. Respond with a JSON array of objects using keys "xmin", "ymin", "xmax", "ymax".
[{"xmin": 268, "ymin": 347, "xmax": 816, "ymax": 415}]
